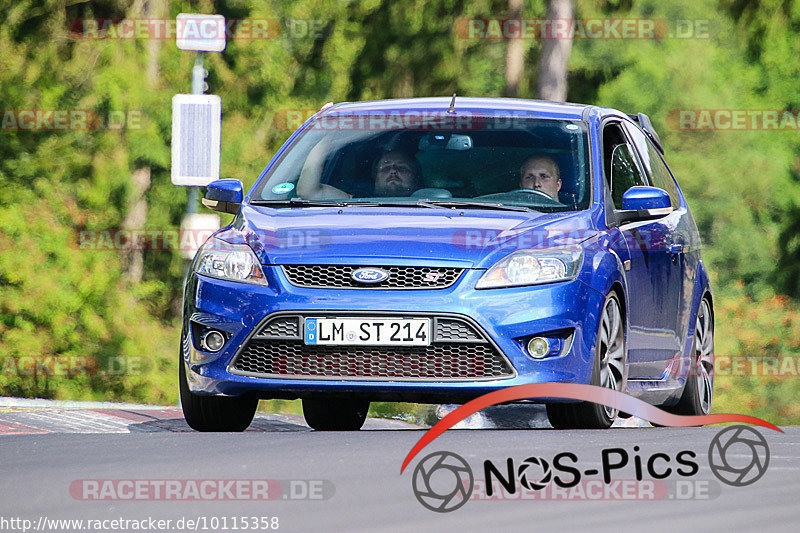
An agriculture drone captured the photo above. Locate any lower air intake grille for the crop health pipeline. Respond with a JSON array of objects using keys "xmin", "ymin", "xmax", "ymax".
[
  {"xmin": 232, "ymin": 341, "xmax": 512, "ymax": 380},
  {"xmin": 230, "ymin": 314, "xmax": 514, "ymax": 381}
]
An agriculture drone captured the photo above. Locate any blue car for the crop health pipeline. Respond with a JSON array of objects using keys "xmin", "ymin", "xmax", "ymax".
[{"xmin": 180, "ymin": 97, "xmax": 714, "ymax": 431}]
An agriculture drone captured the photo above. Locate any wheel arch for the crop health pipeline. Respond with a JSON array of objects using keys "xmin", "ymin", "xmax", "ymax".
[
  {"xmin": 607, "ymin": 280, "xmax": 627, "ymax": 321},
  {"xmin": 684, "ymin": 260, "xmax": 714, "ymax": 356}
]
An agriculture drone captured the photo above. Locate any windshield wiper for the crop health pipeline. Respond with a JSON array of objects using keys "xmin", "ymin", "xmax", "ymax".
[
  {"xmin": 250, "ymin": 198, "xmax": 347, "ymax": 207},
  {"xmin": 422, "ymin": 201, "xmax": 535, "ymax": 212},
  {"xmin": 250, "ymin": 199, "xmax": 532, "ymax": 212},
  {"xmin": 344, "ymin": 200, "xmax": 447, "ymax": 209},
  {"xmin": 250, "ymin": 199, "xmax": 447, "ymax": 209}
]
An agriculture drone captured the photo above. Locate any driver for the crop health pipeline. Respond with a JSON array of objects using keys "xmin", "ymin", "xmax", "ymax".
[
  {"xmin": 519, "ymin": 155, "xmax": 562, "ymax": 200},
  {"xmin": 297, "ymin": 143, "xmax": 422, "ymax": 200}
]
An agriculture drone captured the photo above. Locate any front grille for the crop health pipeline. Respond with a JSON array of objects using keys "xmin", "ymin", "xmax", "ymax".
[
  {"xmin": 281, "ymin": 265, "xmax": 463, "ymax": 289},
  {"xmin": 230, "ymin": 314, "xmax": 515, "ymax": 381}
]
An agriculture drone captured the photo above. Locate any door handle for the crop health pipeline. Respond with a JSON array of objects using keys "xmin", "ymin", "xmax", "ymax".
[
  {"xmin": 668, "ymin": 243, "xmax": 684, "ymax": 255},
  {"xmin": 668, "ymin": 243, "xmax": 683, "ymax": 264}
]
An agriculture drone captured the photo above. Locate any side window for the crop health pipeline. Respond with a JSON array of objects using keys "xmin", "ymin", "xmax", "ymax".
[
  {"xmin": 602, "ymin": 122, "xmax": 647, "ymax": 209},
  {"xmin": 624, "ymin": 122, "xmax": 680, "ymax": 208}
]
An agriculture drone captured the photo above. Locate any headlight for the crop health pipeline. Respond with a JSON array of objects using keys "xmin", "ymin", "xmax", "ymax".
[
  {"xmin": 476, "ymin": 247, "xmax": 583, "ymax": 289},
  {"xmin": 194, "ymin": 238, "xmax": 267, "ymax": 285}
]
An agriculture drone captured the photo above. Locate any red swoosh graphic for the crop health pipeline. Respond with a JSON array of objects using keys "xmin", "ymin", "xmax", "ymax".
[{"xmin": 400, "ymin": 383, "xmax": 782, "ymax": 473}]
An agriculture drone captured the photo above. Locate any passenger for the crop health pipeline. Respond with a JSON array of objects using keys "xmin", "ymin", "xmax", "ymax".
[
  {"xmin": 371, "ymin": 150, "xmax": 423, "ymax": 197},
  {"xmin": 297, "ymin": 141, "xmax": 422, "ymax": 199}
]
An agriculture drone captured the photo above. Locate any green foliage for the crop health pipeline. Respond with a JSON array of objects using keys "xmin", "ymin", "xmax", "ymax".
[
  {"xmin": 714, "ymin": 282, "xmax": 800, "ymax": 424},
  {"xmin": 368, "ymin": 401, "xmax": 437, "ymax": 425},
  {"xmin": 1, "ymin": 0, "xmax": 800, "ymax": 424}
]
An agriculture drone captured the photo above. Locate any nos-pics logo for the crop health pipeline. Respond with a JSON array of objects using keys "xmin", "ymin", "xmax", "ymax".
[{"xmin": 411, "ymin": 425, "xmax": 770, "ymax": 513}]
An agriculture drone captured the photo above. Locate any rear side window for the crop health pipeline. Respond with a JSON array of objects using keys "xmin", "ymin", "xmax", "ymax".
[
  {"xmin": 602, "ymin": 122, "xmax": 647, "ymax": 209},
  {"xmin": 624, "ymin": 122, "xmax": 680, "ymax": 208}
]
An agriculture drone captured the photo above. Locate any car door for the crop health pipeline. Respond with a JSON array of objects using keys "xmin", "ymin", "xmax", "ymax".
[
  {"xmin": 602, "ymin": 120, "xmax": 684, "ymax": 379},
  {"xmin": 623, "ymin": 121, "xmax": 698, "ymax": 353}
]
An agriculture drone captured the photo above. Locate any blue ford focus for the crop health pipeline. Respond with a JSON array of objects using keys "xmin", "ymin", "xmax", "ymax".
[{"xmin": 180, "ymin": 97, "xmax": 714, "ymax": 431}]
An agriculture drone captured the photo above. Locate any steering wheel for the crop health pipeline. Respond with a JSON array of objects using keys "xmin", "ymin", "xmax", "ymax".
[{"xmin": 506, "ymin": 189, "xmax": 562, "ymax": 203}]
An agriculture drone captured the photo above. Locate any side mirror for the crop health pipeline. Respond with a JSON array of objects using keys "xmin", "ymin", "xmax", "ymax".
[
  {"xmin": 202, "ymin": 179, "xmax": 243, "ymax": 214},
  {"xmin": 617, "ymin": 186, "xmax": 672, "ymax": 223}
]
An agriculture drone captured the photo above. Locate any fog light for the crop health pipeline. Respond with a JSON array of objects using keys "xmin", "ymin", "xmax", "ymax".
[
  {"xmin": 527, "ymin": 337, "xmax": 550, "ymax": 359},
  {"xmin": 202, "ymin": 330, "xmax": 225, "ymax": 352}
]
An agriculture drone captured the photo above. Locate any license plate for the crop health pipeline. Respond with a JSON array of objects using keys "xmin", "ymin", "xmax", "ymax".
[{"xmin": 304, "ymin": 318, "xmax": 431, "ymax": 346}]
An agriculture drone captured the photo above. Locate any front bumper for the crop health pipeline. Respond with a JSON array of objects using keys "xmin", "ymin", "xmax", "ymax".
[{"xmin": 182, "ymin": 266, "xmax": 605, "ymax": 403}]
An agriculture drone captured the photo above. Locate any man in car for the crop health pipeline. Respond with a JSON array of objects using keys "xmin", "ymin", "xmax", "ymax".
[
  {"xmin": 372, "ymin": 150, "xmax": 423, "ymax": 197},
  {"xmin": 519, "ymin": 155, "xmax": 562, "ymax": 200},
  {"xmin": 297, "ymin": 141, "xmax": 422, "ymax": 199}
]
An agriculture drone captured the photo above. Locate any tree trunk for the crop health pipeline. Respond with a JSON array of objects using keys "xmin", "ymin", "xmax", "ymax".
[
  {"xmin": 536, "ymin": 0, "xmax": 574, "ymax": 101},
  {"xmin": 504, "ymin": 0, "xmax": 524, "ymax": 97},
  {"xmin": 123, "ymin": 0, "xmax": 165, "ymax": 281}
]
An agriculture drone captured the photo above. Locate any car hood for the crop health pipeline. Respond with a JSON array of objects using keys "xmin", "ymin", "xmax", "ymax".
[{"xmin": 216, "ymin": 205, "xmax": 597, "ymax": 269}]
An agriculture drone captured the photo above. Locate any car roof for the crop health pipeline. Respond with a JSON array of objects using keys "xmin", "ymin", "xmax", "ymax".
[{"xmin": 324, "ymin": 97, "xmax": 599, "ymax": 121}]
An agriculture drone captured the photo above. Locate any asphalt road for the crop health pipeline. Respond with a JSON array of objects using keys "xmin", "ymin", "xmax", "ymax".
[{"xmin": 0, "ymin": 406, "xmax": 797, "ymax": 533}]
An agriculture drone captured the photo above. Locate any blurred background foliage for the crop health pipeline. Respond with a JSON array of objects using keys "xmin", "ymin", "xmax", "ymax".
[{"xmin": 1, "ymin": 0, "xmax": 799, "ymax": 422}]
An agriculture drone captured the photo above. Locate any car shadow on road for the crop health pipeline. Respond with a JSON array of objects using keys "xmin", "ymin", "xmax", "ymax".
[{"xmin": 126, "ymin": 412, "xmax": 424, "ymax": 433}]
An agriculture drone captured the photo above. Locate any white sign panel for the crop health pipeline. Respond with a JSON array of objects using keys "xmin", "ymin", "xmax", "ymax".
[
  {"xmin": 176, "ymin": 14, "xmax": 226, "ymax": 52},
  {"xmin": 171, "ymin": 94, "xmax": 221, "ymax": 187}
]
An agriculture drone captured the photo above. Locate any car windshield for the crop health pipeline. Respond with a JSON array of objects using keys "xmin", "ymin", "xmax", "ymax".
[{"xmin": 251, "ymin": 114, "xmax": 590, "ymax": 212}]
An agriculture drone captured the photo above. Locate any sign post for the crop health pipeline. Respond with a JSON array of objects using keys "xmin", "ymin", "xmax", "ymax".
[{"xmin": 172, "ymin": 14, "xmax": 227, "ymax": 259}]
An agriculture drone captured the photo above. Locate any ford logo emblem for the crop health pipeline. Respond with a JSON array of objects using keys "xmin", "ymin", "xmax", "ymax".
[{"xmin": 351, "ymin": 267, "xmax": 390, "ymax": 284}]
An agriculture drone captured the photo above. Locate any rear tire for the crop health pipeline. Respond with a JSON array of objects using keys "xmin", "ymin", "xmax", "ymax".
[
  {"xmin": 302, "ymin": 398, "xmax": 369, "ymax": 431},
  {"xmin": 179, "ymin": 354, "xmax": 258, "ymax": 432},
  {"xmin": 664, "ymin": 298, "xmax": 714, "ymax": 416},
  {"xmin": 547, "ymin": 291, "xmax": 626, "ymax": 429}
]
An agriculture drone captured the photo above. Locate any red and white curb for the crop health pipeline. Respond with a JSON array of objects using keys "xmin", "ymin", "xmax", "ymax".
[{"xmin": 0, "ymin": 397, "xmax": 422, "ymax": 434}]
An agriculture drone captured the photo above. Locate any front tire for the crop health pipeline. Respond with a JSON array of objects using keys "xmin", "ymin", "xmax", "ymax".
[
  {"xmin": 547, "ymin": 291, "xmax": 627, "ymax": 429},
  {"xmin": 179, "ymin": 354, "xmax": 258, "ymax": 432},
  {"xmin": 302, "ymin": 398, "xmax": 369, "ymax": 431},
  {"xmin": 664, "ymin": 298, "xmax": 714, "ymax": 416}
]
